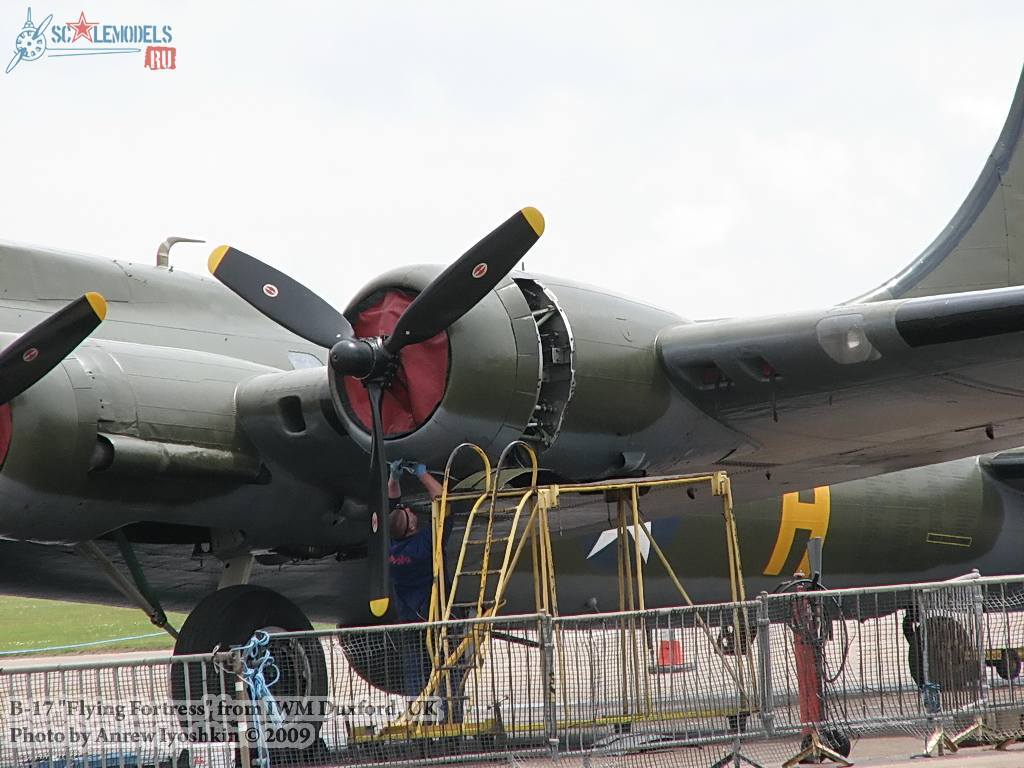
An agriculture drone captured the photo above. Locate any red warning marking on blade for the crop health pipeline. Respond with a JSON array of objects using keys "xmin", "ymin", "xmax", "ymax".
[
  {"xmin": 371, "ymin": 512, "xmax": 379, "ymax": 533},
  {"xmin": 472, "ymin": 263, "xmax": 488, "ymax": 279},
  {"xmin": 262, "ymin": 284, "xmax": 279, "ymax": 298},
  {"xmin": 21, "ymin": 348, "xmax": 39, "ymax": 363}
]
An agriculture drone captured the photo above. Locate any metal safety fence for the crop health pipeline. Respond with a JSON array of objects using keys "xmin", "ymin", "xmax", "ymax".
[{"xmin": 2, "ymin": 574, "xmax": 1023, "ymax": 768}]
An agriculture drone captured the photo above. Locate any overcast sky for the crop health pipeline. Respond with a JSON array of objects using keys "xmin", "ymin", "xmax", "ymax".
[{"xmin": 2, "ymin": 2, "xmax": 1022, "ymax": 319}]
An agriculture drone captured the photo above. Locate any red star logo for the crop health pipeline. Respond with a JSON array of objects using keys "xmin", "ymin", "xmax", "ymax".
[{"xmin": 66, "ymin": 11, "xmax": 98, "ymax": 43}]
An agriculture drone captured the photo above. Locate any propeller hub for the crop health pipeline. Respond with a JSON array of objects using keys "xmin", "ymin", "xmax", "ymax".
[{"xmin": 330, "ymin": 337, "xmax": 392, "ymax": 381}]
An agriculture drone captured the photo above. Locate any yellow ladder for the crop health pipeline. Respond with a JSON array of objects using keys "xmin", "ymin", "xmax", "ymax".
[
  {"xmin": 447, "ymin": 449, "xmax": 537, "ymax": 620},
  {"xmin": 415, "ymin": 441, "xmax": 557, "ymax": 723}
]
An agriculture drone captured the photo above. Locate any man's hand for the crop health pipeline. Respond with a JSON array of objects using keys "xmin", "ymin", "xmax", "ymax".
[
  {"xmin": 400, "ymin": 459, "xmax": 441, "ymax": 495},
  {"xmin": 400, "ymin": 460, "xmax": 426, "ymax": 477},
  {"xmin": 388, "ymin": 459, "xmax": 405, "ymax": 483}
]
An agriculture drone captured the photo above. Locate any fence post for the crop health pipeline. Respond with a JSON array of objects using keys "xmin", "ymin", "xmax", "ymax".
[
  {"xmin": 972, "ymin": 581, "xmax": 989, "ymax": 711},
  {"xmin": 918, "ymin": 589, "xmax": 932, "ymax": 693},
  {"xmin": 231, "ymin": 650, "xmax": 253, "ymax": 768},
  {"xmin": 539, "ymin": 612, "xmax": 559, "ymax": 757},
  {"xmin": 757, "ymin": 593, "xmax": 774, "ymax": 737}
]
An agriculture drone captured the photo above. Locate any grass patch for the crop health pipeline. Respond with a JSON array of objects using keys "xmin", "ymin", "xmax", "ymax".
[{"xmin": 0, "ymin": 595, "xmax": 187, "ymax": 657}]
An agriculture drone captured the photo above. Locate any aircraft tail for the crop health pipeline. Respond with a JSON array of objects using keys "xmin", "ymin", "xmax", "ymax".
[{"xmin": 854, "ymin": 65, "xmax": 1024, "ymax": 302}]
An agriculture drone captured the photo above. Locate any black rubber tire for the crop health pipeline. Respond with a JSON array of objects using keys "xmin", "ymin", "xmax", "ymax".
[
  {"xmin": 337, "ymin": 628, "xmax": 412, "ymax": 695},
  {"xmin": 907, "ymin": 615, "xmax": 979, "ymax": 690},
  {"xmin": 799, "ymin": 730, "xmax": 852, "ymax": 761},
  {"xmin": 726, "ymin": 713, "xmax": 749, "ymax": 733},
  {"xmin": 340, "ymin": 620, "xmax": 471, "ymax": 698},
  {"xmin": 995, "ymin": 649, "xmax": 1023, "ymax": 681},
  {"xmin": 716, "ymin": 622, "xmax": 757, "ymax": 656},
  {"xmin": 170, "ymin": 586, "xmax": 328, "ymax": 745}
]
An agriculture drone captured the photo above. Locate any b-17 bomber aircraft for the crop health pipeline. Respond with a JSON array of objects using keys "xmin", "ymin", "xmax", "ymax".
[{"xmin": 1, "ymin": 66, "xmax": 1024, "ymax": 693}]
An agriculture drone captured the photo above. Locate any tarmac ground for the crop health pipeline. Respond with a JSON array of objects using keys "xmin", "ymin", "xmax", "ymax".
[{"xmin": 800, "ymin": 734, "xmax": 1022, "ymax": 767}]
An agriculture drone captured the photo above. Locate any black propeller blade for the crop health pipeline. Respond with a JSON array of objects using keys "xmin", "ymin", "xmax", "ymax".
[
  {"xmin": 385, "ymin": 207, "xmax": 545, "ymax": 353},
  {"xmin": 208, "ymin": 246, "xmax": 353, "ymax": 349},
  {"xmin": 0, "ymin": 293, "xmax": 107, "ymax": 404},
  {"xmin": 208, "ymin": 208, "xmax": 546, "ymax": 618},
  {"xmin": 365, "ymin": 382, "xmax": 391, "ymax": 617}
]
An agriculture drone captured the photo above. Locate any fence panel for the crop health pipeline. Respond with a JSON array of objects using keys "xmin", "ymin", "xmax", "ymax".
[
  {"xmin": 0, "ymin": 653, "xmax": 235, "ymax": 768},
  {"xmin": 4, "ymin": 575, "xmax": 1024, "ymax": 768}
]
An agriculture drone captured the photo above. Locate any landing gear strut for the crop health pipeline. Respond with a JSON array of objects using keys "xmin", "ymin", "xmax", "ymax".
[{"xmin": 75, "ymin": 536, "xmax": 178, "ymax": 637}]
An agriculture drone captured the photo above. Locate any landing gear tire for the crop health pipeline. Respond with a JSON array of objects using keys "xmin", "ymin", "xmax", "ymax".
[
  {"xmin": 339, "ymin": 626, "xmax": 428, "ymax": 696},
  {"xmin": 716, "ymin": 622, "xmax": 756, "ymax": 656},
  {"xmin": 170, "ymin": 585, "xmax": 328, "ymax": 758},
  {"xmin": 994, "ymin": 649, "xmax": 1022, "ymax": 681},
  {"xmin": 726, "ymin": 713, "xmax": 749, "ymax": 733},
  {"xmin": 905, "ymin": 614, "xmax": 979, "ymax": 690}
]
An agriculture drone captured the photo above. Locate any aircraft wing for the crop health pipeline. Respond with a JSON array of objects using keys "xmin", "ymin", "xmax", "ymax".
[
  {"xmin": 656, "ymin": 65, "xmax": 1024, "ymax": 498},
  {"xmin": 658, "ymin": 285, "xmax": 1024, "ymax": 494}
]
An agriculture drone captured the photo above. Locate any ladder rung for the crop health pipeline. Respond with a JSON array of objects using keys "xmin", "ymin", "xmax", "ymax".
[
  {"xmin": 460, "ymin": 569, "xmax": 503, "ymax": 576},
  {"xmin": 452, "ymin": 599, "xmax": 498, "ymax": 609},
  {"xmin": 466, "ymin": 536, "xmax": 510, "ymax": 545}
]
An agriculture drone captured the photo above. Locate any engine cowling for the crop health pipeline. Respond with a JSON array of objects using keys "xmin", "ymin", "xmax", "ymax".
[
  {"xmin": 329, "ymin": 266, "xmax": 541, "ymax": 471},
  {"xmin": 329, "ymin": 267, "xmax": 700, "ymax": 479}
]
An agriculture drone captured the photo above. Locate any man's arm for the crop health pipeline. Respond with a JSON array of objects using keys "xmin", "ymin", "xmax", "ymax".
[
  {"xmin": 411, "ymin": 464, "xmax": 454, "ymax": 543},
  {"xmin": 414, "ymin": 464, "xmax": 443, "ymax": 498},
  {"xmin": 388, "ymin": 460, "xmax": 403, "ymax": 502}
]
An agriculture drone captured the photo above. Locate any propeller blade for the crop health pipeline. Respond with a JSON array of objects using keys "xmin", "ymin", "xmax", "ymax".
[
  {"xmin": 0, "ymin": 293, "xmax": 107, "ymax": 404},
  {"xmin": 208, "ymin": 246, "xmax": 353, "ymax": 349},
  {"xmin": 385, "ymin": 207, "xmax": 545, "ymax": 354},
  {"xmin": 365, "ymin": 381, "xmax": 392, "ymax": 618}
]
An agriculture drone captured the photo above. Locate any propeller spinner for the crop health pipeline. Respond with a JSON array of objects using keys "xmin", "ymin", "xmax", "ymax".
[{"xmin": 208, "ymin": 208, "xmax": 545, "ymax": 617}]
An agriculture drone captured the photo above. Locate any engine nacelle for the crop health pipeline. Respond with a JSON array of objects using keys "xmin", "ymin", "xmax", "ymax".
[
  {"xmin": 331, "ymin": 267, "xmax": 695, "ymax": 478},
  {"xmin": 0, "ymin": 339, "xmax": 279, "ymax": 542}
]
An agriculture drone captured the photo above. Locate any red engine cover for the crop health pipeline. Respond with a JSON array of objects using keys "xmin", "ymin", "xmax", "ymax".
[
  {"xmin": 0, "ymin": 403, "xmax": 11, "ymax": 468},
  {"xmin": 343, "ymin": 291, "xmax": 449, "ymax": 436}
]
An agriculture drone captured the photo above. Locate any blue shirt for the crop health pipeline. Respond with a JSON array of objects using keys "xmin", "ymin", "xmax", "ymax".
[{"xmin": 390, "ymin": 518, "xmax": 452, "ymax": 621}]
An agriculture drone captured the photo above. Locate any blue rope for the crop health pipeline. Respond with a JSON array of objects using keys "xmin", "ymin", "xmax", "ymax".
[
  {"xmin": 237, "ymin": 630, "xmax": 284, "ymax": 767},
  {"xmin": 922, "ymin": 682, "xmax": 942, "ymax": 714},
  {"xmin": 0, "ymin": 632, "xmax": 165, "ymax": 656}
]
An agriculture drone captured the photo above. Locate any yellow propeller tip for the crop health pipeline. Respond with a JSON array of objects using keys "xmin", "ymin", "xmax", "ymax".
[
  {"xmin": 208, "ymin": 245, "xmax": 230, "ymax": 274},
  {"xmin": 369, "ymin": 597, "xmax": 390, "ymax": 617},
  {"xmin": 84, "ymin": 292, "xmax": 107, "ymax": 321},
  {"xmin": 521, "ymin": 207, "xmax": 545, "ymax": 237}
]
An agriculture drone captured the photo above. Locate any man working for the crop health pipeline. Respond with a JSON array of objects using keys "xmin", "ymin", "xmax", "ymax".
[
  {"xmin": 387, "ymin": 460, "xmax": 445, "ymax": 622},
  {"xmin": 387, "ymin": 460, "xmax": 466, "ymax": 723}
]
